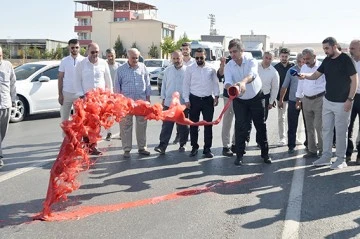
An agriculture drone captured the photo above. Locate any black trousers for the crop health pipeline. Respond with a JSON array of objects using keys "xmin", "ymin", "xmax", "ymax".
[
  {"xmin": 346, "ymin": 93, "xmax": 360, "ymax": 157},
  {"xmin": 233, "ymin": 91, "xmax": 269, "ymax": 158},
  {"xmin": 159, "ymin": 106, "xmax": 189, "ymax": 149},
  {"xmin": 189, "ymin": 94, "xmax": 214, "ymax": 151}
]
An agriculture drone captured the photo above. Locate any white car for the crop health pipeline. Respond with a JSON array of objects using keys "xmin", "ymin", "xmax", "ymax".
[
  {"xmin": 115, "ymin": 58, "xmax": 127, "ymax": 65},
  {"xmin": 144, "ymin": 59, "xmax": 170, "ymax": 84},
  {"xmin": 11, "ymin": 61, "xmax": 61, "ymax": 122}
]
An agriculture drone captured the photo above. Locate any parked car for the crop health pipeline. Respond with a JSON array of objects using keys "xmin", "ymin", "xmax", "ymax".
[
  {"xmin": 115, "ymin": 58, "xmax": 127, "ymax": 65},
  {"xmin": 11, "ymin": 61, "xmax": 61, "ymax": 122},
  {"xmin": 144, "ymin": 59, "xmax": 170, "ymax": 84}
]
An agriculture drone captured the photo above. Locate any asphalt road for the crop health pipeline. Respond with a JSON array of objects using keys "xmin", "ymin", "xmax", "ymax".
[{"xmin": 0, "ymin": 85, "xmax": 359, "ymax": 239}]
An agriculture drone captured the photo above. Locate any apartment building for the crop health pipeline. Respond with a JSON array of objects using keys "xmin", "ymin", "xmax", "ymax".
[{"xmin": 74, "ymin": 0, "xmax": 176, "ymax": 57}]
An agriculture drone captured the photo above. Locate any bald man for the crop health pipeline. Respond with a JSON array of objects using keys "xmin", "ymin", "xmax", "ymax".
[
  {"xmin": 114, "ymin": 48, "xmax": 151, "ymax": 158},
  {"xmin": 74, "ymin": 42, "xmax": 113, "ymax": 155},
  {"xmin": 0, "ymin": 47, "xmax": 16, "ymax": 168}
]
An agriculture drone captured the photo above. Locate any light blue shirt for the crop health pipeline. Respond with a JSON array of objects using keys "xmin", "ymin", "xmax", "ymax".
[
  {"xmin": 161, "ymin": 65, "xmax": 186, "ymax": 107},
  {"xmin": 224, "ymin": 55, "xmax": 262, "ymax": 99},
  {"xmin": 114, "ymin": 62, "xmax": 151, "ymax": 101}
]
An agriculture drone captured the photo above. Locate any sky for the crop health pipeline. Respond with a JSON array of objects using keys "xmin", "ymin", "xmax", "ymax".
[{"xmin": 1, "ymin": 0, "xmax": 359, "ymax": 44}]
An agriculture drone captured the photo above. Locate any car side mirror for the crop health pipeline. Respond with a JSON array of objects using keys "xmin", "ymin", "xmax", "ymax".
[{"xmin": 39, "ymin": 76, "xmax": 50, "ymax": 82}]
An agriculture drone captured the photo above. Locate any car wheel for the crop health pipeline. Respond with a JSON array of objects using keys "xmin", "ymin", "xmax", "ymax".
[{"xmin": 10, "ymin": 96, "xmax": 27, "ymax": 123}]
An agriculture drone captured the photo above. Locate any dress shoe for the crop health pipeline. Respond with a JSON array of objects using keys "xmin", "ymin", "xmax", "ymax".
[
  {"xmin": 230, "ymin": 144, "xmax": 236, "ymax": 153},
  {"xmin": 222, "ymin": 147, "xmax": 233, "ymax": 157},
  {"xmin": 138, "ymin": 149, "xmax": 151, "ymax": 156},
  {"xmin": 105, "ymin": 133, "xmax": 112, "ymax": 141},
  {"xmin": 234, "ymin": 156, "xmax": 243, "ymax": 166},
  {"xmin": 90, "ymin": 147, "xmax": 102, "ymax": 155},
  {"xmin": 288, "ymin": 148, "xmax": 295, "ymax": 154},
  {"xmin": 154, "ymin": 146, "xmax": 166, "ymax": 155},
  {"xmin": 178, "ymin": 145, "xmax": 186, "ymax": 152},
  {"xmin": 190, "ymin": 147, "xmax": 198, "ymax": 157},
  {"xmin": 303, "ymin": 152, "xmax": 318, "ymax": 159},
  {"xmin": 123, "ymin": 151, "xmax": 131, "ymax": 158},
  {"xmin": 263, "ymin": 155, "xmax": 272, "ymax": 164},
  {"xmin": 203, "ymin": 151, "xmax": 214, "ymax": 158}
]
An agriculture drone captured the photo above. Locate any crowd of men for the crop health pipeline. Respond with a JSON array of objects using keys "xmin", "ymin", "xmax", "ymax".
[{"xmin": 0, "ymin": 37, "xmax": 359, "ymax": 171}]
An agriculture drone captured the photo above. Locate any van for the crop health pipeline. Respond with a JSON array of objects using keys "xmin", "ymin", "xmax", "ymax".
[{"xmin": 190, "ymin": 40, "xmax": 224, "ymax": 69}]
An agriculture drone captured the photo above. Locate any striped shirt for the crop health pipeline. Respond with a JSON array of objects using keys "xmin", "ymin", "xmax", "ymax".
[{"xmin": 114, "ymin": 62, "xmax": 151, "ymax": 100}]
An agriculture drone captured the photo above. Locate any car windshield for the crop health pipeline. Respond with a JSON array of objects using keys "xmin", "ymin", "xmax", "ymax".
[
  {"xmin": 144, "ymin": 60, "xmax": 162, "ymax": 67},
  {"xmin": 15, "ymin": 64, "xmax": 45, "ymax": 81}
]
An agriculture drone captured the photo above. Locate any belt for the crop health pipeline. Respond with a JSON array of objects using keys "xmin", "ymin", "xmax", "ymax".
[
  {"xmin": 190, "ymin": 93, "xmax": 212, "ymax": 100},
  {"xmin": 304, "ymin": 91, "xmax": 325, "ymax": 100}
]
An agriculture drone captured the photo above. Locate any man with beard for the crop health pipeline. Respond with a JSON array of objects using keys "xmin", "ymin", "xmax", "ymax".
[
  {"xmin": 183, "ymin": 48, "xmax": 220, "ymax": 158},
  {"xmin": 58, "ymin": 39, "xmax": 84, "ymax": 124},
  {"xmin": 345, "ymin": 39, "xmax": 360, "ymax": 165},
  {"xmin": 279, "ymin": 53, "xmax": 308, "ymax": 154},
  {"xmin": 154, "ymin": 50, "xmax": 189, "ymax": 154},
  {"xmin": 299, "ymin": 37, "xmax": 358, "ymax": 170},
  {"xmin": 224, "ymin": 39, "xmax": 271, "ymax": 166},
  {"xmin": 104, "ymin": 48, "xmax": 121, "ymax": 141},
  {"xmin": 74, "ymin": 42, "xmax": 113, "ymax": 155},
  {"xmin": 274, "ymin": 48, "xmax": 294, "ymax": 146}
]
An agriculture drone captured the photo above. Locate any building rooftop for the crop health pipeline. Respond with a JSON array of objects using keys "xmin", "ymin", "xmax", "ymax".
[{"xmin": 74, "ymin": 0, "xmax": 157, "ymax": 11}]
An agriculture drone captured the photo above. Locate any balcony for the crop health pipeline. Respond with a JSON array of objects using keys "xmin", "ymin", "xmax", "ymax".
[
  {"xmin": 74, "ymin": 25, "xmax": 92, "ymax": 32},
  {"xmin": 74, "ymin": 11, "xmax": 92, "ymax": 18}
]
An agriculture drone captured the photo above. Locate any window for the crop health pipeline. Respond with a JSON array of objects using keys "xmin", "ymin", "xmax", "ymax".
[
  {"xmin": 32, "ymin": 66, "xmax": 59, "ymax": 82},
  {"xmin": 14, "ymin": 64, "xmax": 45, "ymax": 81},
  {"xmin": 78, "ymin": 32, "xmax": 90, "ymax": 40},
  {"xmin": 79, "ymin": 18, "xmax": 91, "ymax": 26},
  {"xmin": 114, "ymin": 17, "xmax": 127, "ymax": 22}
]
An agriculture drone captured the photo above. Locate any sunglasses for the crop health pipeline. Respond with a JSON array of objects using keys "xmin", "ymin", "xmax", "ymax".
[
  {"xmin": 90, "ymin": 51, "xmax": 99, "ymax": 54},
  {"xmin": 71, "ymin": 46, "xmax": 79, "ymax": 49},
  {"xmin": 195, "ymin": 56, "xmax": 204, "ymax": 60}
]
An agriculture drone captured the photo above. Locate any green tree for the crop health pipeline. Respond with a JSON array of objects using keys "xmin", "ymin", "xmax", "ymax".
[
  {"xmin": 42, "ymin": 49, "xmax": 52, "ymax": 59},
  {"xmin": 32, "ymin": 48, "xmax": 41, "ymax": 59},
  {"xmin": 131, "ymin": 41, "xmax": 139, "ymax": 51},
  {"xmin": 148, "ymin": 43, "xmax": 159, "ymax": 58},
  {"xmin": 160, "ymin": 36, "xmax": 176, "ymax": 58},
  {"xmin": 114, "ymin": 35, "xmax": 125, "ymax": 57},
  {"xmin": 175, "ymin": 32, "xmax": 191, "ymax": 50},
  {"xmin": 2, "ymin": 47, "xmax": 10, "ymax": 59},
  {"xmin": 80, "ymin": 47, "xmax": 86, "ymax": 56}
]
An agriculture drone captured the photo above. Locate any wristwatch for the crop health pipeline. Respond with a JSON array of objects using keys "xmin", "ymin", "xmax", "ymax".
[{"xmin": 347, "ymin": 97, "xmax": 354, "ymax": 102}]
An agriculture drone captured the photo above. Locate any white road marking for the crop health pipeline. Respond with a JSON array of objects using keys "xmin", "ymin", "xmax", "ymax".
[{"xmin": 281, "ymin": 155, "xmax": 307, "ymax": 239}]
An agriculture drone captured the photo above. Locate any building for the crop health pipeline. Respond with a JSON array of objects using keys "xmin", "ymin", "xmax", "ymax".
[
  {"xmin": 74, "ymin": 0, "xmax": 176, "ymax": 58},
  {"xmin": 272, "ymin": 42, "xmax": 350, "ymax": 57},
  {"xmin": 0, "ymin": 39, "xmax": 67, "ymax": 59},
  {"xmin": 200, "ymin": 35, "xmax": 233, "ymax": 54}
]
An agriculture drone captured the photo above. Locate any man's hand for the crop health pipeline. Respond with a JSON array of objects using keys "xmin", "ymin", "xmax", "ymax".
[
  {"xmin": 220, "ymin": 57, "xmax": 226, "ymax": 66},
  {"xmin": 298, "ymin": 74, "xmax": 306, "ymax": 80},
  {"xmin": 278, "ymin": 100, "xmax": 283, "ymax": 109},
  {"xmin": 344, "ymin": 100, "xmax": 353, "ymax": 112},
  {"xmin": 268, "ymin": 104, "xmax": 273, "ymax": 110},
  {"xmin": 58, "ymin": 94, "xmax": 64, "ymax": 105},
  {"xmin": 237, "ymin": 81, "xmax": 246, "ymax": 95},
  {"xmin": 214, "ymin": 97, "xmax": 219, "ymax": 106},
  {"xmin": 185, "ymin": 102, "xmax": 191, "ymax": 109},
  {"xmin": 296, "ymin": 100, "xmax": 302, "ymax": 110}
]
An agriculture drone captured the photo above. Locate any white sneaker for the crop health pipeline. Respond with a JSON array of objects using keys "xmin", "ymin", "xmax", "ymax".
[
  {"xmin": 277, "ymin": 139, "xmax": 287, "ymax": 146},
  {"xmin": 296, "ymin": 139, "xmax": 302, "ymax": 145},
  {"xmin": 330, "ymin": 158, "xmax": 348, "ymax": 170},
  {"xmin": 313, "ymin": 157, "xmax": 331, "ymax": 166}
]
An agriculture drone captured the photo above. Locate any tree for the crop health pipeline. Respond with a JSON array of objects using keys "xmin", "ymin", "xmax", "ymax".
[
  {"xmin": 42, "ymin": 49, "xmax": 52, "ymax": 59},
  {"xmin": 32, "ymin": 48, "xmax": 41, "ymax": 59},
  {"xmin": 51, "ymin": 44, "xmax": 64, "ymax": 60},
  {"xmin": 175, "ymin": 32, "xmax": 191, "ymax": 50},
  {"xmin": 160, "ymin": 36, "xmax": 176, "ymax": 58},
  {"xmin": 114, "ymin": 35, "xmax": 125, "ymax": 57},
  {"xmin": 148, "ymin": 43, "xmax": 159, "ymax": 58},
  {"xmin": 2, "ymin": 47, "xmax": 10, "ymax": 59},
  {"xmin": 80, "ymin": 47, "xmax": 87, "ymax": 56},
  {"xmin": 131, "ymin": 41, "xmax": 139, "ymax": 51}
]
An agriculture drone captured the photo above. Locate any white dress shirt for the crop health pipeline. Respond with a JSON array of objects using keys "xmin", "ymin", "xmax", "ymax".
[
  {"xmin": 59, "ymin": 55, "xmax": 85, "ymax": 93},
  {"xmin": 296, "ymin": 60, "xmax": 326, "ymax": 98},
  {"xmin": 75, "ymin": 57, "xmax": 113, "ymax": 97},
  {"xmin": 355, "ymin": 60, "xmax": 360, "ymax": 94},
  {"xmin": 258, "ymin": 62, "xmax": 280, "ymax": 104},
  {"xmin": 224, "ymin": 55, "xmax": 262, "ymax": 100},
  {"xmin": 183, "ymin": 57, "xmax": 195, "ymax": 67},
  {"xmin": 161, "ymin": 65, "xmax": 186, "ymax": 107},
  {"xmin": 183, "ymin": 62, "xmax": 220, "ymax": 102}
]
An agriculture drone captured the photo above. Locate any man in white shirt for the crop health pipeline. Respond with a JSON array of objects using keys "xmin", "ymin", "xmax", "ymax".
[
  {"xmin": 224, "ymin": 39, "xmax": 272, "ymax": 166},
  {"xmin": 104, "ymin": 48, "xmax": 121, "ymax": 141},
  {"xmin": 0, "ymin": 47, "xmax": 16, "ymax": 168},
  {"xmin": 346, "ymin": 39, "xmax": 360, "ymax": 165},
  {"xmin": 154, "ymin": 50, "xmax": 189, "ymax": 154},
  {"xmin": 183, "ymin": 48, "xmax": 220, "ymax": 158},
  {"xmin": 258, "ymin": 51, "xmax": 279, "ymax": 121},
  {"xmin": 296, "ymin": 48, "xmax": 326, "ymax": 159},
  {"xmin": 58, "ymin": 39, "xmax": 84, "ymax": 124},
  {"xmin": 74, "ymin": 42, "xmax": 113, "ymax": 155}
]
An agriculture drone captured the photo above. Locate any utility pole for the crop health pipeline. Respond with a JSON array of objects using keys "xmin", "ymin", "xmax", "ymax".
[{"xmin": 208, "ymin": 14, "xmax": 217, "ymax": 35}]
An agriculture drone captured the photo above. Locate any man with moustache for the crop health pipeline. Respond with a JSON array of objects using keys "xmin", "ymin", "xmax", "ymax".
[
  {"xmin": 58, "ymin": 39, "xmax": 84, "ymax": 124},
  {"xmin": 172, "ymin": 42, "xmax": 196, "ymax": 145},
  {"xmin": 183, "ymin": 48, "xmax": 220, "ymax": 158},
  {"xmin": 154, "ymin": 50, "xmax": 189, "ymax": 154},
  {"xmin": 274, "ymin": 48, "xmax": 294, "ymax": 146},
  {"xmin": 279, "ymin": 53, "xmax": 308, "ymax": 154},
  {"xmin": 224, "ymin": 39, "xmax": 271, "ymax": 166},
  {"xmin": 104, "ymin": 48, "xmax": 121, "ymax": 141},
  {"xmin": 0, "ymin": 47, "xmax": 16, "ymax": 168},
  {"xmin": 296, "ymin": 48, "xmax": 326, "ymax": 159},
  {"xmin": 299, "ymin": 37, "xmax": 358, "ymax": 170},
  {"xmin": 74, "ymin": 42, "xmax": 113, "ymax": 155},
  {"xmin": 114, "ymin": 48, "xmax": 151, "ymax": 158},
  {"xmin": 345, "ymin": 39, "xmax": 360, "ymax": 165}
]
